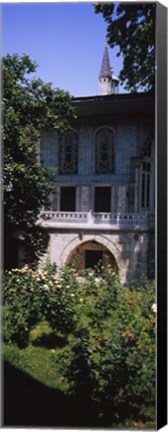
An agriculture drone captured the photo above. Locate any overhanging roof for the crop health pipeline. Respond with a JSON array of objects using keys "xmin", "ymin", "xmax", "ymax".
[{"xmin": 72, "ymin": 92, "xmax": 155, "ymax": 117}]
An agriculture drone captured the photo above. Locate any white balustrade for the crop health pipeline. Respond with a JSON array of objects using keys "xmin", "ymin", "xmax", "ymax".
[
  {"xmin": 40, "ymin": 211, "xmax": 88, "ymax": 223},
  {"xmin": 93, "ymin": 213, "xmax": 147, "ymax": 227},
  {"xmin": 39, "ymin": 211, "xmax": 153, "ymax": 229}
]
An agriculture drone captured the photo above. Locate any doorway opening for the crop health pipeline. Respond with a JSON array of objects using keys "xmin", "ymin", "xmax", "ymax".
[
  {"xmin": 68, "ymin": 240, "xmax": 118, "ymax": 274},
  {"xmin": 85, "ymin": 250, "xmax": 102, "ymax": 269}
]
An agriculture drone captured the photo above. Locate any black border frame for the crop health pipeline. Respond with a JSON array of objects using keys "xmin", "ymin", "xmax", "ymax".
[
  {"xmin": 1, "ymin": 1, "xmax": 167, "ymax": 429},
  {"xmin": 156, "ymin": 1, "xmax": 167, "ymax": 429}
]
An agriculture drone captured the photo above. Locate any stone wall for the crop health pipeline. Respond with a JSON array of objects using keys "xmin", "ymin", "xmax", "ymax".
[{"xmin": 40, "ymin": 229, "xmax": 150, "ymax": 285}]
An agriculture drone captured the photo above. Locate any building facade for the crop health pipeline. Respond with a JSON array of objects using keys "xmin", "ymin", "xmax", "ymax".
[{"xmin": 38, "ymin": 46, "xmax": 155, "ymax": 284}]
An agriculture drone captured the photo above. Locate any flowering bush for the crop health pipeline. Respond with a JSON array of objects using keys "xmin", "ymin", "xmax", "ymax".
[
  {"xmin": 58, "ymin": 276, "xmax": 156, "ymax": 425},
  {"xmin": 3, "ymin": 265, "xmax": 56, "ymax": 346},
  {"xmin": 43, "ymin": 267, "xmax": 79, "ymax": 334},
  {"xmin": 3, "ymin": 264, "xmax": 156, "ymax": 425},
  {"xmin": 3, "ymin": 265, "xmax": 80, "ymax": 345}
]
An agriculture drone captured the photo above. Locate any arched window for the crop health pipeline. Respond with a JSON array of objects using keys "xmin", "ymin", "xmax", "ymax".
[
  {"xmin": 60, "ymin": 130, "xmax": 78, "ymax": 174},
  {"xmin": 95, "ymin": 127, "xmax": 114, "ymax": 173}
]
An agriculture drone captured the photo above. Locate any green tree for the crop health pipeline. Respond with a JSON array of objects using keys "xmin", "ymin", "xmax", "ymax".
[
  {"xmin": 3, "ymin": 54, "xmax": 75, "ymax": 268},
  {"xmin": 94, "ymin": 3, "xmax": 155, "ymax": 91}
]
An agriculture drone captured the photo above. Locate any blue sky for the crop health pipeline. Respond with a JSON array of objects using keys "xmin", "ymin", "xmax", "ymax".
[{"xmin": 2, "ymin": 2, "xmax": 125, "ymax": 96}]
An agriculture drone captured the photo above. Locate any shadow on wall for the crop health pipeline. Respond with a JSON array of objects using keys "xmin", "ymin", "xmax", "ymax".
[
  {"xmin": 118, "ymin": 229, "xmax": 155, "ymax": 285},
  {"xmin": 147, "ymin": 231, "xmax": 155, "ymax": 279}
]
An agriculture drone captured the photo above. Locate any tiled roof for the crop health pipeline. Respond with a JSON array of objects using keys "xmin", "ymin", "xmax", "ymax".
[{"xmin": 99, "ymin": 46, "xmax": 112, "ymax": 79}]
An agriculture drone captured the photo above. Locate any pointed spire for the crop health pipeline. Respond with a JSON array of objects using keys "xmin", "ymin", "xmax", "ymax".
[
  {"xmin": 99, "ymin": 43, "xmax": 112, "ymax": 80},
  {"xmin": 98, "ymin": 43, "xmax": 119, "ymax": 95}
]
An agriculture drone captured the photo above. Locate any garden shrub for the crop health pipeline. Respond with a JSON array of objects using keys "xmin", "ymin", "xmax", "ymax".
[
  {"xmin": 3, "ymin": 265, "xmax": 56, "ymax": 346},
  {"xmin": 3, "ymin": 264, "xmax": 156, "ymax": 426},
  {"xmin": 58, "ymin": 276, "xmax": 156, "ymax": 425},
  {"xmin": 43, "ymin": 266, "xmax": 79, "ymax": 334},
  {"xmin": 3, "ymin": 265, "xmax": 79, "ymax": 346}
]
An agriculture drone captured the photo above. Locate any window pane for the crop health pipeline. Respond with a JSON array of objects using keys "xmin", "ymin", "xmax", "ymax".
[
  {"xmin": 94, "ymin": 187, "xmax": 111, "ymax": 212},
  {"xmin": 60, "ymin": 131, "xmax": 77, "ymax": 174},
  {"xmin": 95, "ymin": 127, "xmax": 114, "ymax": 173},
  {"xmin": 146, "ymin": 173, "xmax": 150, "ymax": 208},
  {"xmin": 144, "ymin": 140, "xmax": 152, "ymax": 157},
  {"xmin": 141, "ymin": 174, "xmax": 145, "ymax": 208},
  {"xmin": 60, "ymin": 187, "xmax": 76, "ymax": 211}
]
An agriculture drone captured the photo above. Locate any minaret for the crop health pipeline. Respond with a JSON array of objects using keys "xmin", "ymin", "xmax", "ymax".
[{"xmin": 99, "ymin": 43, "xmax": 119, "ymax": 95}]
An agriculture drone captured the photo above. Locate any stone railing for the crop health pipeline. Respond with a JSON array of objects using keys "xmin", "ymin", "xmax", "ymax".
[
  {"xmin": 93, "ymin": 212, "xmax": 147, "ymax": 227},
  {"xmin": 38, "ymin": 211, "xmax": 154, "ymax": 229},
  {"xmin": 39, "ymin": 211, "xmax": 88, "ymax": 223}
]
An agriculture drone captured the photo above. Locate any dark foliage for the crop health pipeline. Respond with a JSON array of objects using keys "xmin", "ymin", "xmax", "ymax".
[
  {"xmin": 94, "ymin": 3, "xmax": 156, "ymax": 91},
  {"xmin": 3, "ymin": 54, "xmax": 75, "ymax": 268}
]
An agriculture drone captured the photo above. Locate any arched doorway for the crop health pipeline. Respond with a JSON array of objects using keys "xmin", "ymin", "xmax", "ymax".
[{"xmin": 67, "ymin": 240, "xmax": 118, "ymax": 273}]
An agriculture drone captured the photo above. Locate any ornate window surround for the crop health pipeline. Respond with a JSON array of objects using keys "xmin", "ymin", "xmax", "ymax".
[
  {"xmin": 94, "ymin": 126, "xmax": 115, "ymax": 174},
  {"xmin": 60, "ymin": 129, "xmax": 78, "ymax": 174}
]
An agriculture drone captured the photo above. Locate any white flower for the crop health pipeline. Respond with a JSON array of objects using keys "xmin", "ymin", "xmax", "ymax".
[
  {"xmin": 43, "ymin": 284, "xmax": 49, "ymax": 291},
  {"xmin": 95, "ymin": 277, "xmax": 101, "ymax": 283},
  {"xmin": 53, "ymin": 276, "xmax": 59, "ymax": 282},
  {"xmin": 79, "ymin": 298, "xmax": 83, "ymax": 302},
  {"xmin": 70, "ymin": 293, "xmax": 75, "ymax": 297},
  {"xmin": 151, "ymin": 303, "xmax": 157, "ymax": 313}
]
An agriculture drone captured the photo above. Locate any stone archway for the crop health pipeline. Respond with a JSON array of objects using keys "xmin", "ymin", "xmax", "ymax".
[
  {"xmin": 67, "ymin": 240, "xmax": 118, "ymax": 272},
  {"xmin": 60, "ymin": 235, "xmax": 119, "ymax": 273}
]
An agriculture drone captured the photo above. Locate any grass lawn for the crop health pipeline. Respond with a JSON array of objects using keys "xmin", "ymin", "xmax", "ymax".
[
  {"xmin": 3, "ymin": 320, "xmax": 104, "ymax": 428},
  {"xmin": 4, "ymin": 321, "xmax": 69, "ymax": 392},
  {"xmin": 3, "ymin": 319, "xmax": 155, "ymax": 429}
]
